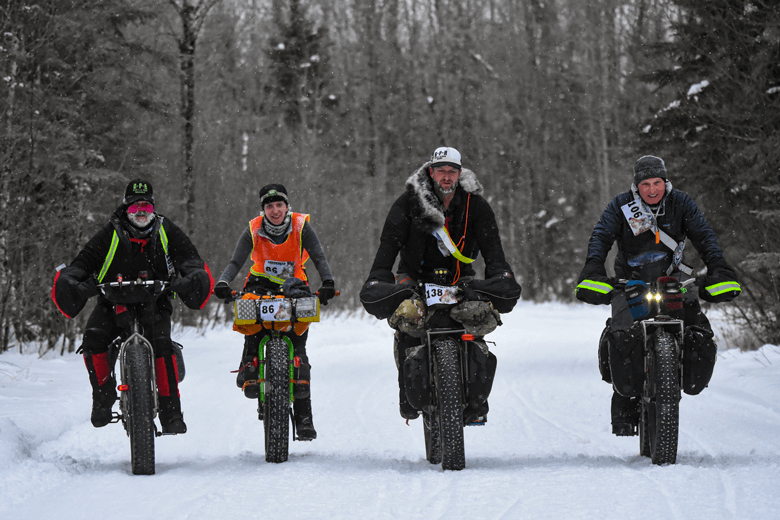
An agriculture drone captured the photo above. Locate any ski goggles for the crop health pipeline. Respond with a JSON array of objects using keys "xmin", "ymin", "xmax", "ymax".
[{"xmin": 127, "ymin": 202, "xmax": 154, "ymax": 214}]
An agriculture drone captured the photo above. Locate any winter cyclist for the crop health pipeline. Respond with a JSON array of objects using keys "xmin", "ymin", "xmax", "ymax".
[
  {"xmin": 575, "ymin": 155, "xmax": 741, "ymax": 436},
  {"xmin": 52, "ymin": 179, "xmax": 214, "ymax": 433},
  {"xmin": 361, "ymin": 146, "xmax": 520, "ymax": 424},
  {"xmin": 213, "ymin": 184, "xmax": 336, "ymax": 441}
]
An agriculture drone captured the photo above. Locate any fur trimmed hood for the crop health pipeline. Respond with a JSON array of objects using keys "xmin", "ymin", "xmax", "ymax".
[{"xmin": 405, "ymin": 162, "xmax": 484, "ymax": 232}]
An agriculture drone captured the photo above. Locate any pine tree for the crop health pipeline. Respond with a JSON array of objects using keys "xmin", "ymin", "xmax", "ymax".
[
  {"xmin": 637, "ymin": 0, "xmax": 780, "ymax": 347},
  {"xmin": 0, "ymin": 1, "xmax": 160, "ymax": 353}
]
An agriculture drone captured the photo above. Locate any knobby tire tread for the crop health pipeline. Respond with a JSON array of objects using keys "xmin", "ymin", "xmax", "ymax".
[
  {"xmin": 264, "ymin": 337, "xmax": 290, "ymax": 463},
  {"xmin": 646, "ymin": 328, "xmax": 680, "ymax": 465},
  {"xmin": 433, "ymin": 338, "xmax": 465, "ymax": 471},
  {"xmin": 126, "ymin": 341, "xmax": 155, "ymax": 475}
]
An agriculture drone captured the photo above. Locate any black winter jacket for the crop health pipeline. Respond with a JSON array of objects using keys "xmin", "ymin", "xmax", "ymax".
[
  {"xmin": 580, "ymin": 184, "xmax": 733, "ymax": 281},
  {"xmin": 368, "ymin": 163, "xmax": 513, "ymax": 284},
  {"xmin": 53, "ymin": 208, "xmax": 212, "ymax": 317}
]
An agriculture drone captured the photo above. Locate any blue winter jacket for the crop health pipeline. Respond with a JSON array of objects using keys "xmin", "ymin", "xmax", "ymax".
[{"xmin": 581, "ymin": 187, "xmax": 730, "ymax": 281}]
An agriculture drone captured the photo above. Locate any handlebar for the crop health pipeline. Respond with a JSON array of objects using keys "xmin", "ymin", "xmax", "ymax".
[
  {"xmin": 615, "ymin": 277, "xmax": 697, "ymax": 289},
  {"xmin": 219, "ymin": 287, "xmax": 340, "ymax": 304},
  {"xmin": 98, "ymin": 280, "xmax": 170, "ymax": 289},
  {"xmin": 97, "ymin": 279, "xmax": 171, "ymax": 305}
]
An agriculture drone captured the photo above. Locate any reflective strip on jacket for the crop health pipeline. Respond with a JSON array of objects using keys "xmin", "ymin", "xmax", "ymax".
[{"xmin": 96, "ymin": 223, "xmax": 170, "ymax": 283}]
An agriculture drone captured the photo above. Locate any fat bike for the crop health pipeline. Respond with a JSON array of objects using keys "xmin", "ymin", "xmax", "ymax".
[
  {"xmin": 97, "ymin": 278, "xmax": 185, "ymax": 475},
  {"xmin": 612, "ymin": 277, "xmax": 698, "ymax": 465},
  {"xmin": 228, "ymin": 289, "xmax": 327, "ymax": 463}
]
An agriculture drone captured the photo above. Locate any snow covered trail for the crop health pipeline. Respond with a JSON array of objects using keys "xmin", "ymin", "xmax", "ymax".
[{"xmin": 1, "ymin": 302, "xmax": 779, "ymax": 520}]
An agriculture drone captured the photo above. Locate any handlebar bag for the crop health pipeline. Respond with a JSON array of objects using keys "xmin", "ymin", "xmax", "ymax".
[
  {"xmin": 464, "ymin": 273, "xmax": 521, "ymax": 314},
  {"xmin": 360, "ymin": 280, "xmax": 417, "ymax": 320}
]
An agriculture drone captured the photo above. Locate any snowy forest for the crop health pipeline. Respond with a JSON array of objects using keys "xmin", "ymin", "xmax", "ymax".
[{"xmin": 0, "ymin": 0, "xmax": 778, "ymax": 353}]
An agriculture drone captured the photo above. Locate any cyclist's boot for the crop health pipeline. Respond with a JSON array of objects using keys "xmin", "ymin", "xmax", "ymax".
[
  {"xmin": 159, "ymin": 395, "xmax": 187, "ymax": 434},
  {"xmin": 236, "ymin": 342, "xmax": 260, "ymax": 398},
  {"xmin": 84, "ymin": 352, "xmax": 116, "ymax": 428},
  {"xmin": 90, "ymin": 379, "xmax": 117, "ymax": 428},
  {"xmin": 157, "ymin": 355, "xmax": 187, "ymax": 434},
  {"xmin": 294, "ymin": 398, "xmax": 317, "ymax": 441},
  {"xmin": 611, "ymin": 391, "xmax": 639, "ymax": 437}
]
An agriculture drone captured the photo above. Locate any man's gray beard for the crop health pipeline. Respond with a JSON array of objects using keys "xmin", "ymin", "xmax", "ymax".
[
  {"xmin": 434, "ymin": 180, "xmax": 458, "ymax": 198},
  {"xmin": 128, "ymin": 212, "xmax": 155, "ymax": 230}
]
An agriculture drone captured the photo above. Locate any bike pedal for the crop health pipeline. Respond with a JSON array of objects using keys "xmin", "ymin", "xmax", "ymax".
[
  {"xmin": 466, "ymin": 421, "xmax": 486, "ymax": 427},
  {"xmin": 109, "ymin": 412, "xmax": 122, "ymax": 424}
]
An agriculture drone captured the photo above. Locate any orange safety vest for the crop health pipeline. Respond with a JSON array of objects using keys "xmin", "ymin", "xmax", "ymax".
[{"xmin": 247, "ymin": 212, "xmax": 310, "ymax": 285}]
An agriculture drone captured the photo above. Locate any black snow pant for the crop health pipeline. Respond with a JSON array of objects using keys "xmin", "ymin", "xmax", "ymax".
[{"xmin": 80, "ymin": 299, "xmax": 181, "ymax": 411}]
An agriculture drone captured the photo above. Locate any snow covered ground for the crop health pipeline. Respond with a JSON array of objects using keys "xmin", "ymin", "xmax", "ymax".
[{"xmin": 1, "ymin": 302, "xmax": 779, "ymax": 519}]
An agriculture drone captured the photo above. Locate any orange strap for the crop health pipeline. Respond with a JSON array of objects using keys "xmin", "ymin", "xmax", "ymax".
[{"xmin": 451, "ymin": 194, "xmax": 471, "ymax": 285}]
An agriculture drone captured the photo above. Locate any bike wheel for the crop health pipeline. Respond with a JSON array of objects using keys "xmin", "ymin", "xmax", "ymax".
[
  {"xmin": 433, "ymin": 338, "xmax": 465, "ymax": 471},
  {"xmin": 125, "ymin": 340, "xmax": 156, "ymax": 475},
  {"xmin": 263, "ymin": 337, "xmax": 290, "ymax": 463},
  {"xmin": 643, "ymin": 328, "xmax": 680, "ymax": 465},
  {"xmin": 423, "ymin": 410, "xmax": 442, "ymax": 465}
]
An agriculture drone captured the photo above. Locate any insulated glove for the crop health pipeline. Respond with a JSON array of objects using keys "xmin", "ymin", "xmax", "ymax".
[
  {"xmin": 317, "ymin": 279, "xmax": 336, "ymax": 305},
  {"xmin": 213, "ymin": 280, "xmax": 232, "ymax": 300},
  {"xmin": 170, "ymin": 273, "xmax": 196, "ymax": 296},
  {"xmin": 575, "ymin": 275, "xmax": 615, "ymax": 306},
  {"xmin": 77, "ymin": 277, "xmax": 99, "ymax": 299},
  {"xmin": 698, "ymin": 269, "xmax": 741, "ymax": 303}
]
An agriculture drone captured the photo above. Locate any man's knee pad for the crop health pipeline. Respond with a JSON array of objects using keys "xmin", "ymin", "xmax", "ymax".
[
  {"xmin": 608, "ymin": 327, "xmax": 644, "ymax": 398},
  {"xmin": 682, "ymin": 325, "xmax": 717, "ymax": 395}
]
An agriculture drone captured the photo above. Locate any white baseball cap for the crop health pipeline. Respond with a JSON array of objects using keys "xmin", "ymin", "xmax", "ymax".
[{"xmin": 430, "ymin": 147, "xmax": 462, "ymax": 168}]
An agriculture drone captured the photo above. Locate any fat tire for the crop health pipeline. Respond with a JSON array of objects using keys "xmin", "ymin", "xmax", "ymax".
[
  {"xmin": 264, "ymin": 337, "xmax": 290, "ymax": 463},
  {"xmin": 433, "ymin": 338, "xmax": 465, "ymax": 471},
  {"xmin": 642, "ymin": 328, "xmax": 680, "ymax": 465},
  {"xmin": 125, "ymin": 340, "xmax": 156, "ymax": 475},
  {"xmin": 423, "ymin": 410, "xmax": 442, "ymax": 465}
]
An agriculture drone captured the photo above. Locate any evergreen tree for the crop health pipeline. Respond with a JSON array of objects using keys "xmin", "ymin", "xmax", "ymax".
[
  {"xmin": 0, "ymin": 1, "xmax": 160, "ymax": 353},
  {"xmin": 266, "ymin": 0, "xmax": 330, "ymax": 132},
  {"xmin": 637, "ymin": 0, "xmax": 780, "ymax": 346}
]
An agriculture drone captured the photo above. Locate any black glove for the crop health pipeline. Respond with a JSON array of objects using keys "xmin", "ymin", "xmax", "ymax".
[
  {"xmin": 317, "ymin": 279, "xmax": 336, "ymax": 305},
  {"xmin": 213, "ymin": 280, "xmax": 232, "ymax": 300},
  {"xmin": 575, "ymin": 275, "xmax": 615, "ymax": 306},
  {"xmin": 698, "ymin": 268, "xmax": 741, "ymax": 303},
  {"xmin": 459, "ymin": 284, "xmax": 482, "ymax": 302},
  {"xmin": 171, "ymin": 272, "xmax": 198, "ymax": 296},
  {"xmin": 77, "ymin": 277, "xmax": 99, "ymax": 299}
]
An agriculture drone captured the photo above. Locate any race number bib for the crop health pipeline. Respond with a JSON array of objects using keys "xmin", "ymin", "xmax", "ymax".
[
  {"xmin": 424, "ymin": 283, "xmax": 459, "ymax": 306},
  {"xmin": 264, "ymin": 260, "xmax": 295, "ymax": 280},
  {"xmin": 620, "ymin": 199, "xmax": 653, "ymax": 236},
  {"xmin": 257, "ymin": 299, "xmax": 293, "ymax": 322}
]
